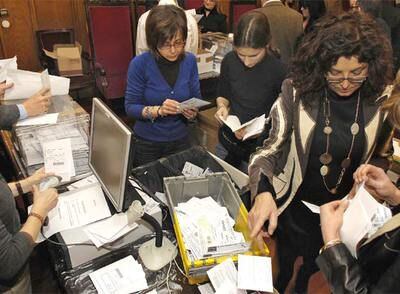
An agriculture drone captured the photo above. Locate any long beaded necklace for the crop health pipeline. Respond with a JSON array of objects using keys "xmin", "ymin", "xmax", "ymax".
[{"xmin": 319, "ymin": 89, "xmax": 361, "ymax": 194}]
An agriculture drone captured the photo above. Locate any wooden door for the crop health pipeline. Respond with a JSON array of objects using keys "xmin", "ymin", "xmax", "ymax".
[{"xmin": 0, "ymin": 0, "xmax": 39, "ymax": 71}]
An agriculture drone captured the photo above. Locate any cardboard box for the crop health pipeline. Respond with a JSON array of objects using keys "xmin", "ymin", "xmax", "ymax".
[
  {"xmin": 196, "ymin": 48, "xmax": 214, "ymax": 75},
  {"xmin": 43, "ymin": 42, "xmax": 83, "ymax": 77}
]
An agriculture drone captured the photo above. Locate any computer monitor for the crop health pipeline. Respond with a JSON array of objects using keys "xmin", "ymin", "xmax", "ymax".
[{"xmin": 89, "ymin": 98, "xmax": 133, "ymax": 212}]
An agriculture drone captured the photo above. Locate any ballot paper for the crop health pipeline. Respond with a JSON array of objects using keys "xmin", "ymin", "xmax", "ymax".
[
  {"xmin": 176, "ymin": 197, "xmax": 249, "ymax": 261},
  {"xmin": 207, "ymin": 258, "xmax": 245, "ymax": 294},
  {"xmin": 41, "ymin": 183, "xmax": 111, "ymax": 238},
  {"xmin": 340, "ymin": 183, "xmax": 392, "ymax": 257},
  {"xmin": 179, "ymin": 97, "xmax": 210, "ymax": 110},
  {"xmin": 222, "ymin": 114, "xmax": 265, "ymax": 140},
  {"xmin": 0, "ymin": 56, "xmax": 17, "ymax": 82},
  {"xmin": 4, "ymin": 68, "xmax": 69, "ymax": 100},
  {"xmin": 15, "ymin": 113, "xmax": 59, "ymax": 127},
  {"xmin": 43, "ymin": 138, "xmax": 75, "ymax": 181},
  {"xmin": 89, "ymin": 255, "xmax": 148, "ymax": 294},
  {"xmin": 40, "ymin": 69, "xmax": 51, "ymax": 93},
  {"xmin": 198, "ymin": 283, "xmax": 214, "ymax": 294},
  {"xmin": 237, "ymin": 255, "xmax": 273, "ymax": 293},
  {"xmin": 182, "ymin": 161, "xmax": 205, "ymax": 177},
  {"xmin": 84, "ymin": 213, "xmax": 138, "ymax": 248},
  {"xmin": 67, "ymin": 174, "xmax": 98, "ymax": 190}
]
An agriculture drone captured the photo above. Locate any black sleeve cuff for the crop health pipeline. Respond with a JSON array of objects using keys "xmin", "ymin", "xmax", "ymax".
[{"xmin": 257, "ymin": 173, "xmax": 276, "ymax": 199}]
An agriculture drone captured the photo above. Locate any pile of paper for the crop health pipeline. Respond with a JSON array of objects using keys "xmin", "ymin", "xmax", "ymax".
[
  {"xmin": 13, "ymin": 96, "xmax": 90, "ymax": 181},
  {"xmin": 175, "ymin": 197, "xmax": 249, "ymax": 261},
  {"xmin": 89, "ymin": 255, "xmax": 148, "ymax": 294},
  {"xmin": 84, "ymin": 213, "xmax": 138, "ymax": 248}
]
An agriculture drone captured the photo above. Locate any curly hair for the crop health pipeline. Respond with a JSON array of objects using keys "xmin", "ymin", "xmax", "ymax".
[{"xmin": 291, "ymin": 11, "xmax": 393, "ymax": 106}]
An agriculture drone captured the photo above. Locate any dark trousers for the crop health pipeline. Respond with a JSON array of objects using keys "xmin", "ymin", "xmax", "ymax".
[
  {"xmin": 132, "ymin": 135, "xmax": 190, "ymax": 167},
  {"xmin": 275, "ymin": 200, "xmax": 323, "ymax": 293}
]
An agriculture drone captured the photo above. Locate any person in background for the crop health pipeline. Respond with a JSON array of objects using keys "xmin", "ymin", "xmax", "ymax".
[
  {"xmin": 0, "ymin": 83, "xmax": 51, "ymax": 129},
  {"xmin": 256, "ymin": 0, "xmax": 303, "ymax": 65},
  {"xmin": 357, "ymin": 0, "xmax": 391, "ymax": 40},
  {"xmin": 126, "ymin": 5, "xmax": 201, "ymax": 167},
  {"xmin": 214, "ymin": 11, "xmax": 286, "ymax": 170},
  {"xmin": 247, "ymin": 12, "xmax": 393, "ymax": 293},
  {"xmin": 196, "ymin": 0, "xmax": 227, "ymax": 34},
  {"xmin": 136, "ymin": 0, "xmax": 198, "ymax": 56},
  {"xmin": 299, "ymin": 0, "xmax": 326, "ymax": 33}
]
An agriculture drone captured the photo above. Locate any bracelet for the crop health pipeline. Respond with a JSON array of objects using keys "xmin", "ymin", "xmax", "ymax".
[
  {"xmin": 144, "ymin": 106, "xmax": 155, "ymax": 122},
  {"xmin": 29, "ymin": 212, "xmax": 44, "ymax": 225},
  {"xmin": 15, "ymin": 181, "xmax": 24, "ymax": 196},
  {"xmin": 157, "ymin": 106, "xmax": 163, "ymax": 117},
  {"xmin": 319, "ymin": 239, "xmax": 342, "ymax": 254}
]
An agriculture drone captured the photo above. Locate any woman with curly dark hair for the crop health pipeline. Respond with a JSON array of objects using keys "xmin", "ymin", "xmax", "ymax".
[{"xmin": 247, "ymin": 12, "xmax": 394, "ymax": 293}]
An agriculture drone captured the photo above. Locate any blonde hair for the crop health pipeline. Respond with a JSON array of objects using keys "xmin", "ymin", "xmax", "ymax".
[{"xmin": 382, "ymin": 71, "xmax": 400, "ymax": 129}]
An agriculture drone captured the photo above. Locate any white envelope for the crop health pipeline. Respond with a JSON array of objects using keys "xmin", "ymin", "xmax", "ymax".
[
  {"xmin": 4, "ymin": 69, "xmax": 70, "ymax": 100},
  {"xmin": 0, "ymin": 56, "xmax": 17, "ymax": 82}
]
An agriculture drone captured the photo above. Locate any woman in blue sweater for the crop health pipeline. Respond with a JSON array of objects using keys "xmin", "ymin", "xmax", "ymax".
[{"xmin": 125, "ymin": 5, "xmax": 201, "ymax": 167}]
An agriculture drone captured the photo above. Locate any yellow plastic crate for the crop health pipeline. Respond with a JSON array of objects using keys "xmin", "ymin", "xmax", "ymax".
[{"xmin": 164, "ymin": 172, "xmax": 270, "ymax": 285}]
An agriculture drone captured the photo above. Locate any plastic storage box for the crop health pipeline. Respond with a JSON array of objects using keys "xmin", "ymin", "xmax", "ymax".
[{"xmin": 164, "ymin": 172, "xmax": 269, "ymax": 284}]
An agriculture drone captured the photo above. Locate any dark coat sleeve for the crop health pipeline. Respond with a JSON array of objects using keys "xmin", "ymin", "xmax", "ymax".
[
  {"xmin": 316, "ymin": 243, "xmax": 400, "ymax": 293},
  {"xmin": 0, "ymin": 105, "xmax": 19, "ymax": 130}
]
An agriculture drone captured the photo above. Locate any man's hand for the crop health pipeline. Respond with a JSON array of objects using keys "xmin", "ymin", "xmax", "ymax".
[
  {"xmin": 214, "ymin": 105, "xmax": 228, "ymax": 124},
  {"xmin": 23, "ymin": 88, "xmax": 51, "ymax": 117},
  {"xmin": 0, "ymin": 82, "xmax": 14, "ymax": 97},
  {"xmin": 248, "ymin": 192, "xmax": 278, "ymax": 250}
]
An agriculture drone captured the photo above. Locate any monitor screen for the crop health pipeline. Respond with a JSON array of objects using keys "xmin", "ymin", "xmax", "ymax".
[{"xmin": 89, "ymin": 98, "xmax": 133, "ymax": 212}]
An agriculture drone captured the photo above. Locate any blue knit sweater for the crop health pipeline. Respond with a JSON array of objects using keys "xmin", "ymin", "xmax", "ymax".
[{"xmin": 125, "ymin": 52, "xmax": 201, "ymax": 142}]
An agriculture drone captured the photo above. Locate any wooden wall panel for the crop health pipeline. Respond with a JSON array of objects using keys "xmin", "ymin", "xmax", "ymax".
[
  {"xmin": 72, "ymin": 0, "xmax": 90, "ymax": 53},
  {"xmin": 0, "ymin": 0, "xmax": 39, "ymax": 71},
  {"xmin": 32, "ymin": 0, "xmax": 74, "ymax": 30}
]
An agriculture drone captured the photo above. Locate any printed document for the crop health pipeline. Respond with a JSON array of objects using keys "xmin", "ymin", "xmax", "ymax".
[
  {"xmin": 43, "ymin": 138, "xmax": 75, "ymax": 181},
  {"xmin": 41, "ymin": 183, "xmax": 111, "ymax": 238},
  {"xmin": 222, "ymin": 114, "xmax": 265, "ymax": 140},
  {"xmin": 207, "ymin": 258, "xmax": 245, "ymax": 294},
  {"xmin": 89, "ymin": 255, "xmax": 148, "ymax": 294},
  {"xmin": 179, "ymin": 98, "xmax": 210, "ymax": 110},
  {"xmin": 237, "ymin": 254, "xmax": 273, "ymax": 293},
  {"xmin": 341, "ymin": 183, "xmax": 392, "ymax": 257},
  {"xmin": 16, "ymin": 113, "xmax": 59, "ymax": 127}
]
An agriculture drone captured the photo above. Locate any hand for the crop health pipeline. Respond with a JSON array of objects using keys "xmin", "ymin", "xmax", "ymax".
[
  {"xmin": 160, "ymin": 99, "xmax": 180, "ymax": 116},
  {"xmin": 353, "ymin": 164, "xmax": 400, "ymax": 205},
  {"xmin": 0, "ymin": 82, "xmax": 14, "ymax": 97},
  {"xmin": 248, "ymin": 192, "xmax": 278, "ymax": 250},
  {"xmin": 234, "ymin": 128, "xmax": 245, "ymax": 140},
  {"xmin": 214, "ymin": 105, "xmax": 228, "ymax": 124},
  {"xmin": 182, "ymin": 108, "xmax": 198, "ymax": 120},
  {"xmin": 22, "ymin": 88, "xmax": 51, "ymax": 117},
  {"xmin": 31, "ymin": 185, "xmax": 58, "ymax": 218},
  {"xmin": 25, "ymin": 167, "xmax": 55, "ymax": 190},
  {"xmin": 320, "ymin": 200, "xmax": 349, "ymax": 244}
]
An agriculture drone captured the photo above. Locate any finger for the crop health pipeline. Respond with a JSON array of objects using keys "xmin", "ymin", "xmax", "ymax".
[
  {"xmin": 4, "ymin": 83, "xmax": 14, "ymax": 90},
  {"xmin": 32, "ymin": 185, "xmax": 39, "ymax": 195},
  {"xmin": 256, "ymin": 232, "xmax": 265, "ymax": 251},
  {"xmin": 250, "ymin": 214, "xmax": 268, "ymax": 238},
  {"xmin": 268, "ymin": 210, "xmax": 278, "ymax": 235},
  {"xmin": 338, "ymin": 199, "xmax": 349, "ymax": 213},
  {"xmin": 39, "ymin": 88, "xmax": 50, "ymax": 96}
]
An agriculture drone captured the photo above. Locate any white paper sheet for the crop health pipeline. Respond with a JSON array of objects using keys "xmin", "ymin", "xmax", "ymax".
[
  {"xmin": 198, "ymin": 283, "xmax": 214, "ymax": 294},
  {"xmin": 84, "ymin": 213, "xmax": 138, "ymax": 248},
  {"xmin": 89, "ymin": 255, "xmax": 148, "ymax": 294},
  {"xmin": 179, "ymin": 97, "xmax": 210, "ymax": 110},
  {"xmin": 207, "ymin": 258, "xmax": 246, "ymax": 294},
  {"xmin": 43, "ymin": 138, "xmax": 75, "ymax": 181},
  {"xmin": 40, "ymin": 69, "xmax": 51, "ymax": 94},
  {"xmin": 0, "ymin": 56, "xmax": 17, "ymax": 82},
  {"xmin": 222, "ymin": 114, "xmax": 266, "ymax": 140},
  {"xmin": 4, "ymin": 68, "xmax": 69, "ymax": 100},
  {"xmin": 182, "ymin": 161, "xmax": 204, "ymax": 177},
  {"xmin": 301, "ymin": 201, "xmax": 320, "ymax": 214},
  {"xmin": 237, "ymin": 255, "xmax": 273, "ymax": 293},
  {"xmin": 16, "ymin": 113, "xmax": 59, "ymax": 127},
  {"xmin": 67, "ymin": 174, "xmax": 98, "ymax": 190},
  {"xmin": 340, "ymin": 183, "xmax": 392, "ymax": 257},
  {"xmin": 41, "ymin": 183, "xmax": 111, "ymax": 238}
]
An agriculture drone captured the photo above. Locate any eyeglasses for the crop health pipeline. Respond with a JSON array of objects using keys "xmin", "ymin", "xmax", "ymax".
[
  {"xmin": 159, "ymin": 41, "xmax": 185, "ymax": 51},
  {"xmin": 326, "ymin": 76, "xmax": 367, "ymax": 85}
]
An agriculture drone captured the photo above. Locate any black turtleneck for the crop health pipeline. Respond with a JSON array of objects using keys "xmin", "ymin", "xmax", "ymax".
[
  {"xmin": 156, "ymin": 55, "xmax": 182, "ymax": 88},
  {"xmin": 296, "ymin": 87, "xmax": 366, "ymax": 206},
  {"xmin": 196, "ymin": 6, "xmax": 227, "ymax": 33}
]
